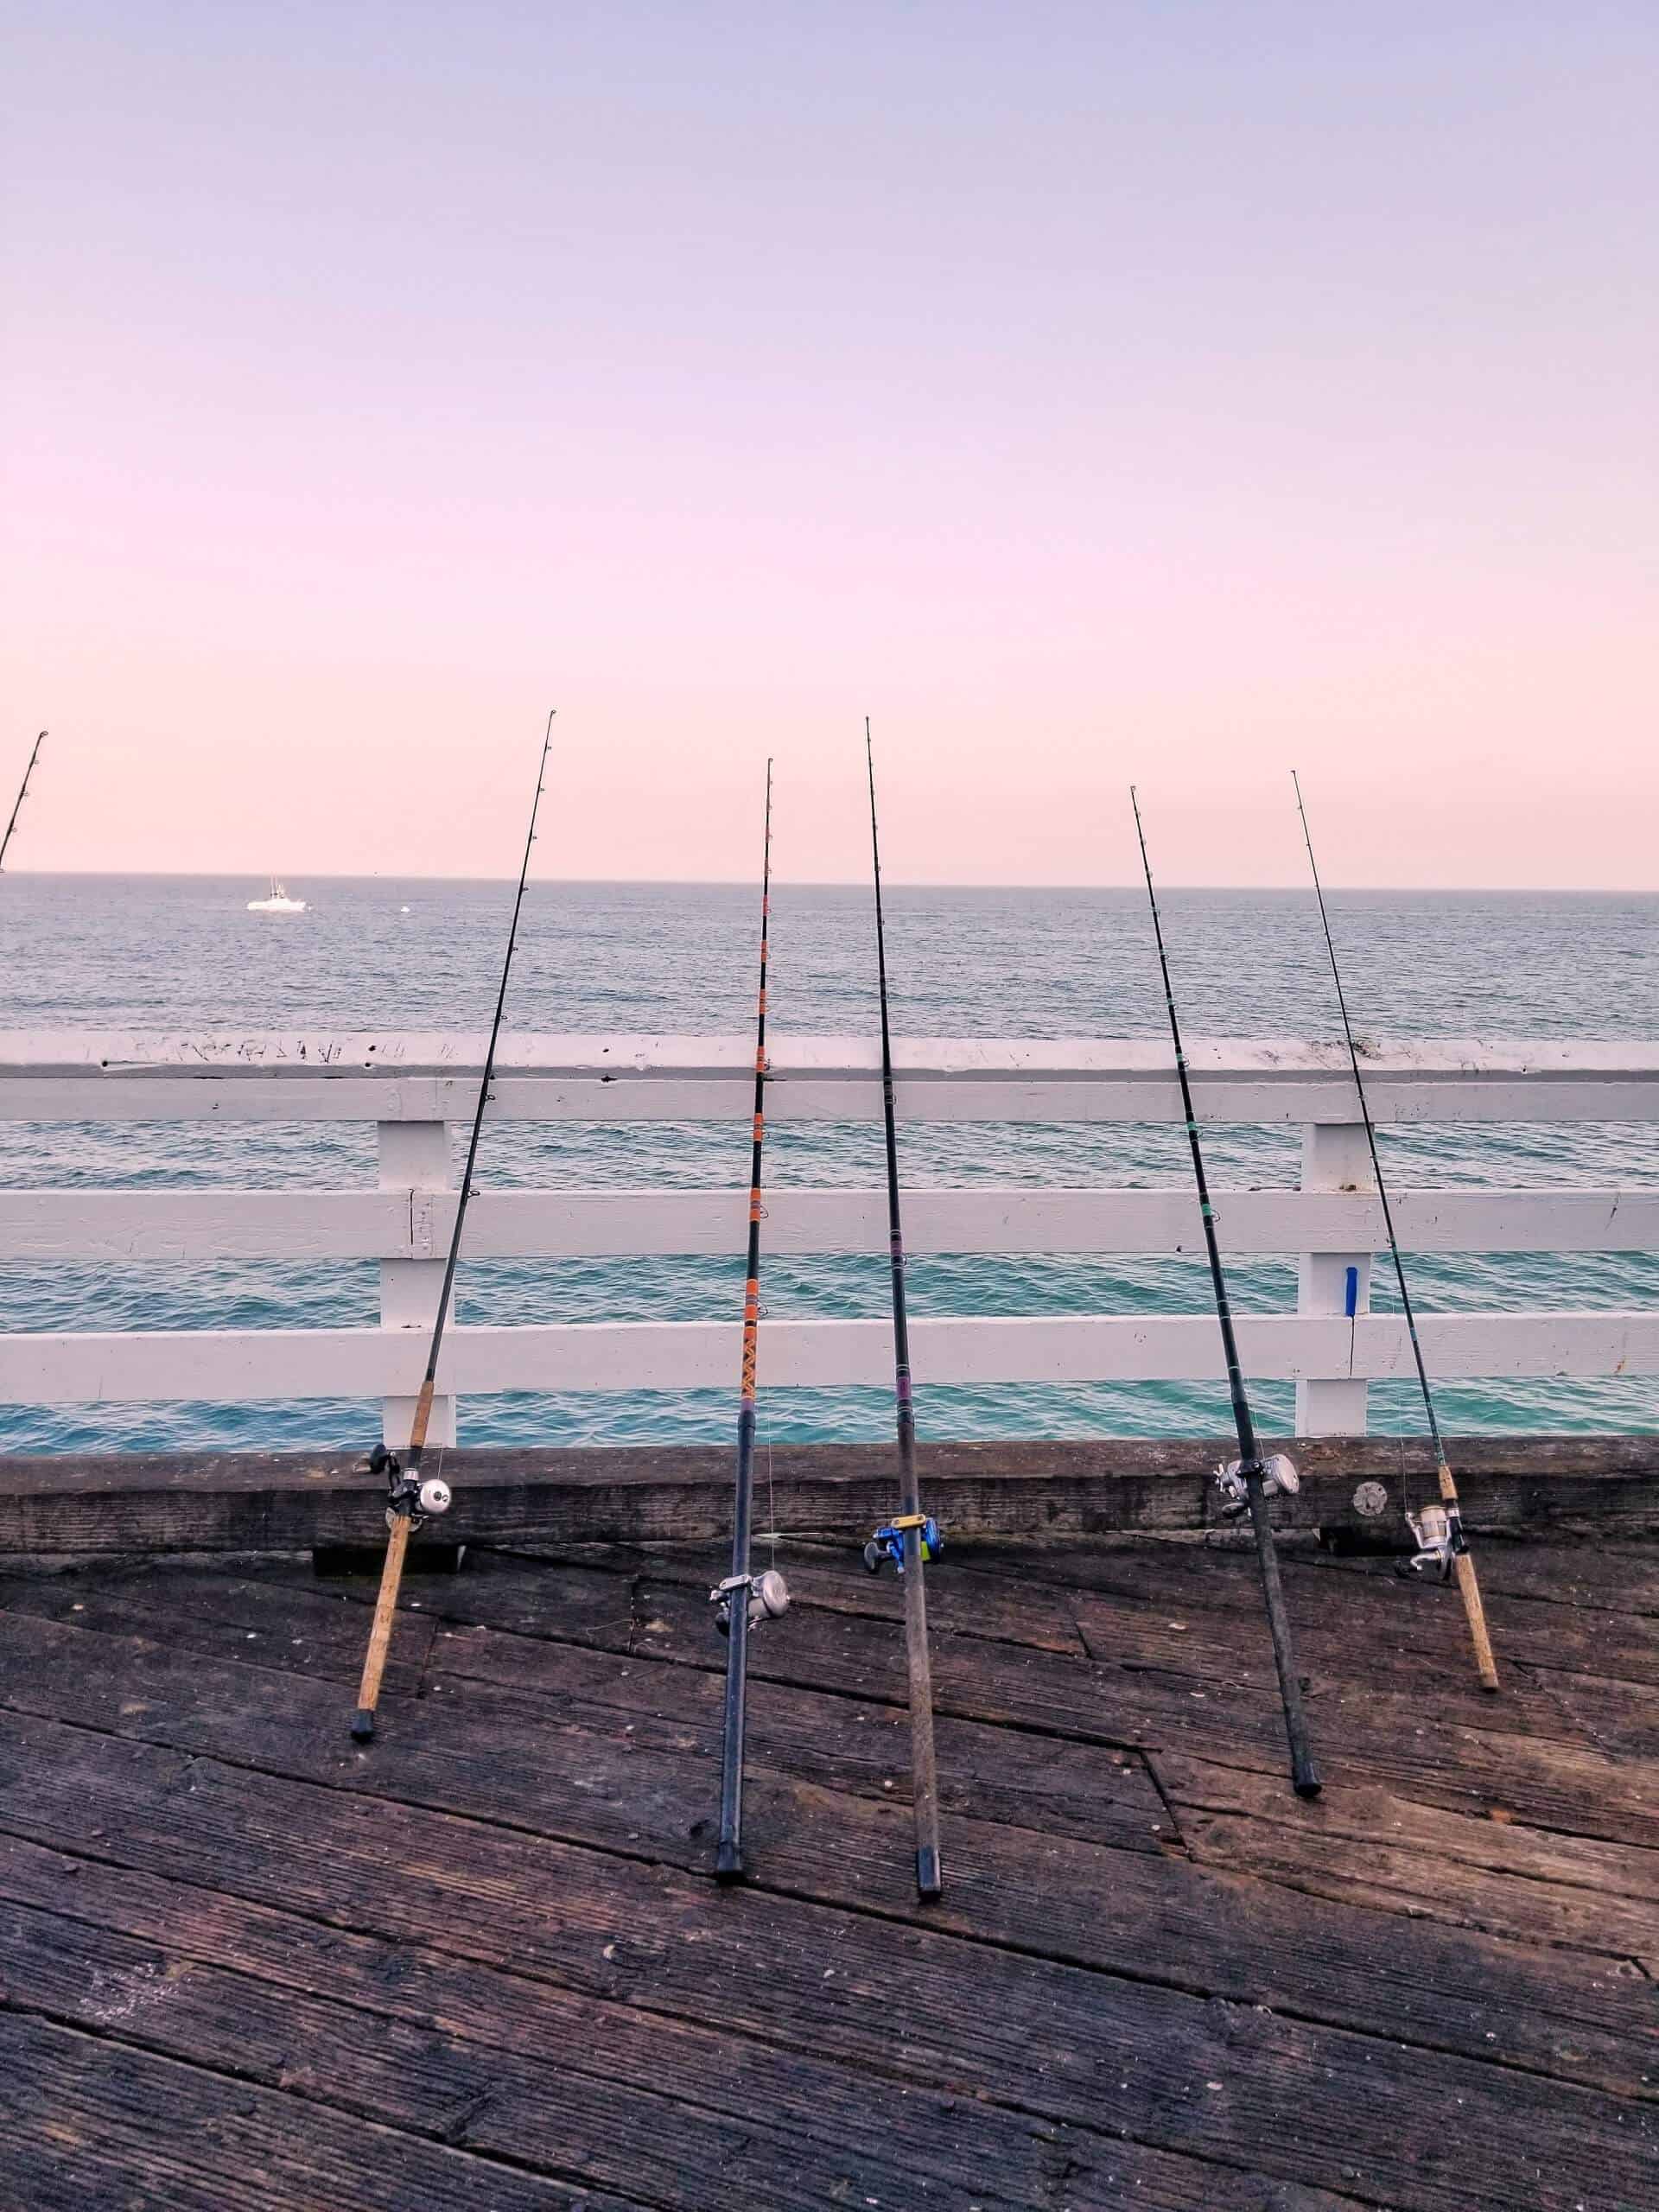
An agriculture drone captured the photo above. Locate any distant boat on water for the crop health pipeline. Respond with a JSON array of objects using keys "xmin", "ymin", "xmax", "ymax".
[{"xmin": 247, "ymin": 879, "xmax": 307, "ymax": 914}]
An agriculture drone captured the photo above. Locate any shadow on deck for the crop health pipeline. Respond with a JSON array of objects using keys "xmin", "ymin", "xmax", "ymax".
[{"xmin": 0, "ymin": 1528, "xmax": 1653, "ymax": 2209}]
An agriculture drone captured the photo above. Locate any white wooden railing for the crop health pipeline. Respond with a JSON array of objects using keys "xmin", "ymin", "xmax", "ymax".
[{"xmin": 1, "ymin": 1033, "xmax": 1656, "ymax": 1445}]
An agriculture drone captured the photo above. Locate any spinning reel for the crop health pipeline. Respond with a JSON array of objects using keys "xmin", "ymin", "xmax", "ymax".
[
  {"xmin": 363, "ymin": 1442, "xmax": 453, "ymax": 1533},
  {"xmin": 709, "ymin": 1568, "xmax": 791, "ymax": 1637},
  {"xmin": 863, "ymin": 1513, "xmax": 943, "ymax": 1575},
  {"xmin": 1214, "ymin": 1452, "xmax": 1300, "ymax": 1520},
  {"xmin": 1401, "ymin": 1500, "xmax": 1466, "ymax": 1581}
]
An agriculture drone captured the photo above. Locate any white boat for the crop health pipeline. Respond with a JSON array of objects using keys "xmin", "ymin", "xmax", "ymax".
[{"xmin": 247, "ymin": 878, "xmax": 307, "ymax": 915}]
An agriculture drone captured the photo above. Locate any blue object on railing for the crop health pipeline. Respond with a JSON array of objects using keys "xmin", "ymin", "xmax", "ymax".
[{"xmin": 1344, "ymin": 1265, "xmax": 1359, "ymax": 1319}]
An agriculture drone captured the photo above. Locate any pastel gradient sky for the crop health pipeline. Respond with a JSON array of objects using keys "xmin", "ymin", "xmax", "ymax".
[{"xmin": 3, "ymin": 3, "xmax": 1655, "ymax": 885}]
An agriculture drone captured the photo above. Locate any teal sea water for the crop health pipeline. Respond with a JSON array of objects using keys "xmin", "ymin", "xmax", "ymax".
[{"xmin": 1, "ymin": 874, "xmax": 1656, "ymax": 1453}]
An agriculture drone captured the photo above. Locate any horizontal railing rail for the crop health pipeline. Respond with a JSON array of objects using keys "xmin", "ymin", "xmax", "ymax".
[
  {"xmin": 3, "ymin": 1310, "xmax": 1657, "ymax": 1408},
  {"xmin": 0, "ymin": 1185, "xmax": 1654, "ymax": 1261},
  {"xmin": 0, "ymin": 1034, "xmax": 1655, "ymax": 1442}
]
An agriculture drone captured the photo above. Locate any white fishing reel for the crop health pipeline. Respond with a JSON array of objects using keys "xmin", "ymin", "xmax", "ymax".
[
  {"xmin": 1402, "ymin": 1502, "xmax": 1462, "ymax": 1581},
  {"xmin": 709, "ymin": 1568, "xmax": 791, "ymax": 1637},
  {"xmin": 364, "ymin": 1444, "xmax": 453, "ymax": 1532},
  {"xmin": 1214, "ymin": 1452, "xmax": 1300, "ymax": 1520}
]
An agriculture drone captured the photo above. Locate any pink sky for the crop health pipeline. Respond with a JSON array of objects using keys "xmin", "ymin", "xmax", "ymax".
[{"xmin": 3, "ymin": 4, "xmax": 1656, "ymax": 887}]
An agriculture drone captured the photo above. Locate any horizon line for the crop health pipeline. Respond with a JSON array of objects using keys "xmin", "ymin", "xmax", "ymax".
[{"xmin": 0, "ymin": 869, "xmax": 1651, "ymax": 897}]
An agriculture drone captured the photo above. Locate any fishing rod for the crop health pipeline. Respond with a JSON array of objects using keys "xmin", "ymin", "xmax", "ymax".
[
  {"xmin": 1131, "ymin": 789, "xmax": 1321, "ymax": 1797},
  {"xmin": 860, "ymin": 722, "xmax": 944, "ymax": 1898},
  {"xmin": 711, "ymin": 760, "xmax": 790, "ymax": 1881},
  {"xmin": 1292, "ymin": 772, "xmax": 1499, "ymax": 1691},
  {"xmin": 351, "ymin": 709, "xmax": 555, "ymax": 1743},
  {"xmin": 0, "ymin": 733, "xmax": 46, "ymax": 874}
]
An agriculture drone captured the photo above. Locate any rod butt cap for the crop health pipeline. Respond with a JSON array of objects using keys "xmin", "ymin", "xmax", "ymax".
[
  {"xmin": 350, "ymin": 1707, "xmax": 375, "ymax": 1743},
  {"xmin": 915, "ymin": 1846, "xmax": 944, "ymax": 1900},
  {"xmin": 714, "ymin": 1841, "xmax": 745, "ymax": 1885}
]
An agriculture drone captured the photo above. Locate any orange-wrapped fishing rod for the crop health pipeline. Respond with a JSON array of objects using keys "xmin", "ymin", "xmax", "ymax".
[{"xmin": 712, "ymin": 761, "xmax": 789, "ymax": 1881}]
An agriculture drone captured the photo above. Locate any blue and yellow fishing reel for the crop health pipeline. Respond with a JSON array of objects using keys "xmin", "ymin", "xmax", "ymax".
[{"xmin": 862, "ymin": 1512, "xmax": 943, "ymax": 1575}]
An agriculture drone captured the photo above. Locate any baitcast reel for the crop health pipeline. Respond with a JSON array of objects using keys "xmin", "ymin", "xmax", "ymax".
[
  {"xmin": 364, "ymin": 1442, "xmax": 453, "ymax": 1533},
  {"xmin": 1401, "ymin": 1501, "xmax": 1466, "ymax": 1581},
  {"xmin": 863, "ymin": 1513, "xmax": 944, "ymax": 1575},
  {"xmin": 709, "ymin": 1568, "xmax": 791, "ymax": 1637},
  {"xmin": 1214, "ymin": 1453, "xmax": 1300, "ymax": 1520}
]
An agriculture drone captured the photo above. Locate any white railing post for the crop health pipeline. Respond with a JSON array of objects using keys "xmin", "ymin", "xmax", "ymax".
[
  {"xmin": 1295, "ymin": 1121, "xmax": 1374, "ymax": 1436},
  {"xmin": 378, "ymin": 1120, "xmax": 456, "ymax": 1450}
]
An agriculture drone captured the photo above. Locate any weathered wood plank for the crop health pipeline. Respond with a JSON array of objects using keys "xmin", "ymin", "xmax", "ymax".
[
  {"xmin": 3, "ymin": 1435, "xmax": 1657, "ymax": 1555},
  {"xmin": 0, "ymin": 1704, "xmax": 1649, "ymax": 2211},
  {"xmin": 0, "ymin": 1560, "xmax": 1166, "ymax": 1853},
  {"xmin": 1148, "ymin": 1753, "xmax": 1659, "ymax": 1958},
  {"xmin": 0, "ymin": 1607, "xmax": 1649, "ymax": 2105},
  {"xmin": 448, "ymin": 1542, "xmax": 1091, "ymax": 1659},
  {"xmin": 3, "ymin": 1830, "xmax": 1244, "ymax": 2212},
  {"xmin": 607, "ymin": 1568, "xmax": 1659, "ymax": 1850},
  {"xmin": 1151, "ymin": 1750, "xmax": 1659, "ymax": 1902},
  {"xmin": 220, "ymin": 1534, "xmax": 1659, "ymax": 1853},
  {"xmin": 1301, "ymin": 1538, "xmax": 1659, "ymax": 1618},
  {"xmin": 1012, "ymin": 1537, "xmax": 1659, "ymax": 1688},
  {"xmin": 516, "ymin": 1534, "xmax": 1651, "ymax": 1714},
  {"xmin": 0, "ymin": 1887, "xmax": 1071, "ymax": 2211},
  {"xmin": 0, "ymin": 2009, "xmax": 642, "ymax": 2211},
  {"xmin": 0, "ymin": 1561, "xmax": 440, "ymax": 1688}
]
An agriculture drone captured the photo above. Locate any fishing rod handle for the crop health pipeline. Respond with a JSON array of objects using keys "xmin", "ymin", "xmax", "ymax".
[
  {"xmin": 1440, "ymin": 1464, "xmax": 1500, "ymax": 1689},
  {"xmin": 899, "ymin": 1524, "xmax": 944, "ymax": 1898},
  {"xmin": 1452, "ymin": 1550, "xmax": 1500, "ymax": 1693},
  {"xmin": 351, "ymin": 1513, "xmax": 412, "ymax": 1740}
]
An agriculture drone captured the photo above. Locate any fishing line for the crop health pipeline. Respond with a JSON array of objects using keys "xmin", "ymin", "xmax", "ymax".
[
  {"xmin": 1131, "ymin": 786, "xmax": 1321, "ymax": 1797},
  {"xmin": 349, "ymin": 709, "xmax": 555, "ymax": 1743},
  {"xmin": 1292, "ymin": 772, "xmax": 1499, "ymax": 1691},
  {"xmin": 861, "ymin": 720, "xmax": 945, "ymax": 1899}
]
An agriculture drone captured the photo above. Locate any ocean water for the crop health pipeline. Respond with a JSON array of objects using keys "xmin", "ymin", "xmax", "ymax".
[{"xmin": 1, "ymin": 874, "xmax": 1656, "ymax": 1453}]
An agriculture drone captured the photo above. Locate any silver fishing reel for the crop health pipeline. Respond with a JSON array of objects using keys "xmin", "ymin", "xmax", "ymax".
[
  {"xmin": 709, "ymin": 1568, "xmax": 791, "ymax": 1637},
  {"xmin": 1214, "ymin": 1452, "xmax": 1300, "ymax": 1520},
  {"xmin": 1402, "ymin": 1502, "xmax": 1464, "ymax": 1580},
  {"xmin": 364, "ymin": 1445, "xmax": 453, "ymax": 1532}
]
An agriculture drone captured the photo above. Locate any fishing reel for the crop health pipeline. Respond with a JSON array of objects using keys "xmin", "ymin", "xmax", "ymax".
[
  {"xmin": 709, "ymin": 1568, "xmax": 791, "ymax": 1637},
  {"xmin": 363, "ymin": 1443, "xmax": 453, "ymax": 1532},
  {"xmin": 862, "ymin": 1514, "xmax": 944, "ymax": 1575},
  {"xmin": 1214, "ymin": 1453, "xmax": 1300, "ymax": 1520},
  {"xmin": 1401, "ymin": 1502, "xmax": 1467, "ymax": 1582}
]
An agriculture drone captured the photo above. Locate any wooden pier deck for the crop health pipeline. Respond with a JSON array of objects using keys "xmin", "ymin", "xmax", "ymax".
[{"xmin": 0, "ymin": 1523, "xmax": 1653, "ymax": 2209}]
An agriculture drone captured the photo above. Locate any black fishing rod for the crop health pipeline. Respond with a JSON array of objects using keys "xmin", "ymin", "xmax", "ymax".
[
  {"xmin": 1292, "ymin": 772, "xmax": 1499, "ymax": 1690},
  {"xmin": 1131, "ymin": 789, "xmax": 1320, "ymax": 1797},
  {"xmin": 351, "ymin": 710, "xmax": 555, "ymax": 1743},
  {"xmin": 861, "ymin": 723, "xmax": 944, "ymax": 1898},
  {"xmin": 0, "ymin": 733, "xmax": 46, "ymax": 874},
  {"xmin": 712, "ymin": 760, "xmax": 790, "ymax": 1882}
]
